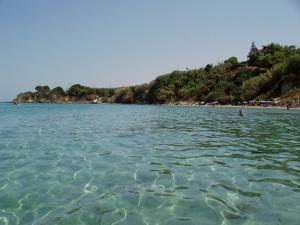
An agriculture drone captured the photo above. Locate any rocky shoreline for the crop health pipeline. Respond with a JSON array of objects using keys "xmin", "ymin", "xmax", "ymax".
[
  {"xmin": 13, "ymin": 92, "xmax": 103, "ymax": 104},
  {"xmin": 13, "ymin": 87, "xmax": 300, "ymax": 108},
  {"xmin": 11, "ymin": 98, "xmax": 300, "ymax": 109}
]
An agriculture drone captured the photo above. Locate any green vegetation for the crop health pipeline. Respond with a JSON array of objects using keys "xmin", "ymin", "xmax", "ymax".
[{"xmin": 15, "ymin": 42, "xmax": 300, "ymax": 104}]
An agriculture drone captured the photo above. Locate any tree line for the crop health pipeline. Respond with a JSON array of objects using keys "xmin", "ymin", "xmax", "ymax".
[{"xmin": 15, "ymin": 42, "xmax": 300, "ymax": 104}]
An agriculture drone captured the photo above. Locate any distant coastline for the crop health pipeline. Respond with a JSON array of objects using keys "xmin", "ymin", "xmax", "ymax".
[
  {"xmin": 14, "ymin": 42, "xmax": 300, "ymax": 107},
  {"xmin": 5, "ymin": 102, "xmax": 300, "ymax": 110}
]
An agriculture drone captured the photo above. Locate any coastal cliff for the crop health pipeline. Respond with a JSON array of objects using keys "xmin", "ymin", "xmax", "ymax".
[
  {"xmin": 14, "ymin": 42, "xmax": 300, "ymax": 105},
  {"xmin": 14, "ymin": 88, "xmax": 103, "ymax": 104}
]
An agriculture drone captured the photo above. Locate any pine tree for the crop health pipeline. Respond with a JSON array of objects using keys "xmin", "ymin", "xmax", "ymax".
[{"xmin": 248, "ymin": 41, "xmax": 259, "ymax": 66}]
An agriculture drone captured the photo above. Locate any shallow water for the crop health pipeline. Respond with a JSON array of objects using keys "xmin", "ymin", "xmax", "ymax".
[{"xmin": 0, "ymin": 104, "xmax": 299, "ymax": 225}]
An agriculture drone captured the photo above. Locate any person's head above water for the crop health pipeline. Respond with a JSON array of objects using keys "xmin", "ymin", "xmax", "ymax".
[{"xmin": 239, "ymin": 109, "xmax": 245, "ymax": 116}]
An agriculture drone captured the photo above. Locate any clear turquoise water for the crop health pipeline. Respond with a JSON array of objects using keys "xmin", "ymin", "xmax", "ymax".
[{"xmin": 0, "ymin": 104, "xmax": 300, "ymax": 225}]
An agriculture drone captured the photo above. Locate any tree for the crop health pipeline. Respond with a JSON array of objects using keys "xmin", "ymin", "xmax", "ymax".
[
  {"xmin": 204, "ymin": 64, "xmax": 213, "ymax": 72},
  {"xmin": 248, "ymin": 41, "xmax": 260, "ymax": 66},
  {"xmin": 224, "ymin": 56, "xmax": 239, "ymax": 66},
  {"xmin": 35, "ymin": 85, "xmax": 51, "ymax": 99},
  {"xmin": 67, "ymin": 84, "xmax": 93, "ymax": 97},
  {"xmin": 51, "ymin": 87, "xmax": 66, "ymax": 96},
  {"xmin": 35, "ymin": 85, "xmax": 50, "ymax": 93},
  {"xmin": 35, "ymin": 86, "xmax": 43, "ymax": 92},
  {"xmin": 286, "ymin": 54, "xmax": 300, "ymax": 74}
]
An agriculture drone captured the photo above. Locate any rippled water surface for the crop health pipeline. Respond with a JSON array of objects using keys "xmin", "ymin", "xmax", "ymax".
[{"xmin": 0, "ymin": 104, "xmax": 300, "ymax": 225}]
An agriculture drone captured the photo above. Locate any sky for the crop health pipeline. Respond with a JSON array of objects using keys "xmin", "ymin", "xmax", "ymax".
[{"xmin": 0, "ymin": 0, "xmax": 300, "ymax": 101}]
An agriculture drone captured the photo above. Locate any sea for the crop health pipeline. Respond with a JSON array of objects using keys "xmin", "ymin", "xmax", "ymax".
[{"xmin": 0, "ymin": 103, "xmax": 299, "ymax": 225}]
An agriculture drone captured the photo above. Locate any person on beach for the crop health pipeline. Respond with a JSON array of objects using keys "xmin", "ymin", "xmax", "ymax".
[{"xmin": 239, "ymin": 109, "xmax": 245, "ymax": 117}]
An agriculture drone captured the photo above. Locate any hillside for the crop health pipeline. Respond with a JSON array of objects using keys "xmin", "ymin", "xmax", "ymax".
[{"xmin": 14, "ymin": 42, "xmax": 300, "ymax": 106}]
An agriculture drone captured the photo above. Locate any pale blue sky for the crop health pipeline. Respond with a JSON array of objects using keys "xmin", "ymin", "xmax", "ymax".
[{"xmin": 0, "ymin": 0, "xmax": 300, "ymax": 101}]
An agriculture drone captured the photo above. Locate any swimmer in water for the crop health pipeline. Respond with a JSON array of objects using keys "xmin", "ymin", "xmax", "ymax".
[{"xmin": 239, "ymin": 109, "xmax": 245, "ymax": 117}]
